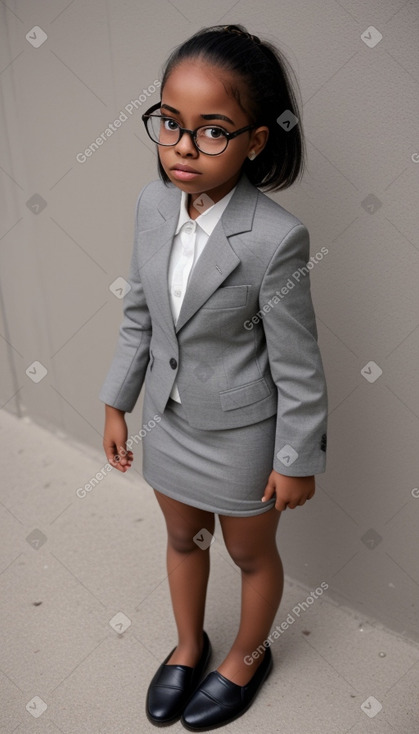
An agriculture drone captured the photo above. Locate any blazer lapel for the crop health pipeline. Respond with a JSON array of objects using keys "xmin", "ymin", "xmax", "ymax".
[
  {"xmin": 175, "ymin": 174, "xmax": 258, "ymax": 332},
  {"xmin": 139, "ymin": 173, "xmax": 258, "ymax": 339},
  {"xmin": 139, "ymin": 188, "xmax": 180, "ymax": 342},
  {"xmin": 174, "ymin": 224, "xmax": 239, "ymax": 332}
]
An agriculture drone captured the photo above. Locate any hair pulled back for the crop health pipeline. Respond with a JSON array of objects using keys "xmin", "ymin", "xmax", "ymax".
[{"xmin": 157, "ymin": 24, "xmax": 306, "ymax": 191}]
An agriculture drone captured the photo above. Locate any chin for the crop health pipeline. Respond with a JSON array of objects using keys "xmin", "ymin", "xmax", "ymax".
[{"xmin": 168, "ymin": 177, "xmax": 206, "ymax": 194}]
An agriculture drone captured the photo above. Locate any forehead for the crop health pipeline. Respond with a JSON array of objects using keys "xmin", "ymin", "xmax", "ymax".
[{"xmin": 162, "ymin": 59, "xmax": 246, "ymax": 119}]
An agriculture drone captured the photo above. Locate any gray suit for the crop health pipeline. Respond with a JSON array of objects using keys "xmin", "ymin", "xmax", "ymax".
[{"xmin": 99, "ymin": 172, "xmax": 328, "ymax": 476}]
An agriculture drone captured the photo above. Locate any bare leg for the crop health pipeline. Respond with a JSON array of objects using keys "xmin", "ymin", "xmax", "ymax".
[
  {"xmin": 217, "ymin": 507, "xmax": 283, "ymax": 686},
  {"xmin": 154, "ymin": 490, "xmax": 215, "ymax": 667}
]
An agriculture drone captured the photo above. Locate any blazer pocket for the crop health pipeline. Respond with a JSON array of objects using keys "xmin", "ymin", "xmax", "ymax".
[
  {"xmin": 201, "ymin": 285, "xmax": 249, "ymax": 310},
  {"xmin": 219, "ymin": 377, "xmax": 272, "ymax": 411}
]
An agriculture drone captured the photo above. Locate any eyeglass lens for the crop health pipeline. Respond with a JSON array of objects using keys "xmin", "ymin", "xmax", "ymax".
[{"xmin": 146, "ymin": 114, "xmax": 228, "ymax": 154}]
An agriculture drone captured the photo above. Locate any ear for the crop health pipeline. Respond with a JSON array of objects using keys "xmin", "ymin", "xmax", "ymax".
[{"xmin": 247, "ymin": 126, "xmax": 269, "ymax": 158}]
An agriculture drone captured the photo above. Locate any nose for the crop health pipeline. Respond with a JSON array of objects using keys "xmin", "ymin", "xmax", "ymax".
[{"xmin": 174, "ymin": 129, "xmax": 199, "ymax": 157}]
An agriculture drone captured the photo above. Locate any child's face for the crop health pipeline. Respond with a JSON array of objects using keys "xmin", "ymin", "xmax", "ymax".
[{"xmin": 158, "ymin": 59, "xmax": 268, "ymax": 207}]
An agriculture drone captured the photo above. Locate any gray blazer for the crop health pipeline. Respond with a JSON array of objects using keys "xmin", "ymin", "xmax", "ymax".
[{"xmin": 99, "ymin": 172, "xmax": 328, "ymax": 476}]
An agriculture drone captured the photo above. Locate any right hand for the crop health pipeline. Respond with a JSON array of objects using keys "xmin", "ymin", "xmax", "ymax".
[{"xmin": 103, "ymin": 405, "xmax": 133, "ymax": 472}]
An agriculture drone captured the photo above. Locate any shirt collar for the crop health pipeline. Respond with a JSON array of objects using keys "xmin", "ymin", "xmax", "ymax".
[{"xmin": 175, "ymin": 185, "xmax": 237, "ymax": 237}]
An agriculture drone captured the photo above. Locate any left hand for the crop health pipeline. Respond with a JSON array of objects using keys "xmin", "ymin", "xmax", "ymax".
[{"xmin": 262, "ymin": 470, "xmax": 315, "ymax": 511}]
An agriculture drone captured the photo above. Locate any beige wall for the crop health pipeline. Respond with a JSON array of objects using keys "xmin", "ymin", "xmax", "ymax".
[{"xmin": 1, "ymin": 1, "xmax": 418, "ymax": 642}]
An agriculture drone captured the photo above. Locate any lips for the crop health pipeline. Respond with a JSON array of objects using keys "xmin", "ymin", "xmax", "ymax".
[
  {"xmin": 170, "ymin": 164, "xmax": 202, "ymax": 182},
  {"xmin": 171, "ymin": 164, "xmax": 201, "ymax": 173}
]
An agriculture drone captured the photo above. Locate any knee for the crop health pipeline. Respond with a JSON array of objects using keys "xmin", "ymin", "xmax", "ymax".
[
  {"xmin": 225, "ymin": 541, "xmax": 258, "ymax": 573},
  {"xmin": 225, "ymin": 539, "xmax": 279, "ymax": 573},
  {"xmin": 168, "ymin": 525, "xmax": 214, "ymax": 555}
]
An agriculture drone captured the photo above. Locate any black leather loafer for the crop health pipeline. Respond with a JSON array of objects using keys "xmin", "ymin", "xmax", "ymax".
[
  {"xmin": 181, "ymin": 646, "xmax": 272, "ymax": 731},
  {"xmin": 146, "ymin": 631, "xmax": 211, "ymax": 726}
]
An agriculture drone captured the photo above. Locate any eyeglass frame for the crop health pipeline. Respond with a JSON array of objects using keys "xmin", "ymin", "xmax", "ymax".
[{"xmin": 141, "ymin": 102, "xmax": 257, "ymax": 156}]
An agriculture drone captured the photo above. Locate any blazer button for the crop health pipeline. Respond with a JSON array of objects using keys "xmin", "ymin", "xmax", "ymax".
[{"xmin": 169, "ymin": 358, "xmax": 177, "ymax": 369}]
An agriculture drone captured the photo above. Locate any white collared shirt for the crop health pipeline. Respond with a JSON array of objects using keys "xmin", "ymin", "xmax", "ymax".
[{"xmin": 168, "ymin": 186, "xmax": 237, "ymax": 402}]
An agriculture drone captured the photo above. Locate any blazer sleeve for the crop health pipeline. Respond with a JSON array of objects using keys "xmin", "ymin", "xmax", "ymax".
[
  {"xmin": 259, "ymin": 224, "xmax": 328, "ymax": 476},
  {"xmin": 98, "ymin": 191, "xmax": 152, "ymax": 413}
]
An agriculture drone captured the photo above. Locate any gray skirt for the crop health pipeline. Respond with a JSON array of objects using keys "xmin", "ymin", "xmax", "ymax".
[{"xmin": 140, "ymin": 388, "xmax": 277, "ymax": 517}]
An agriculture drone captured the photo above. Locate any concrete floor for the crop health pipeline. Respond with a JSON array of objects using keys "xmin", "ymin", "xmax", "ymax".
[{"xmin": 1, "ymin": 407, "xmax": 418, "ymax": 734}]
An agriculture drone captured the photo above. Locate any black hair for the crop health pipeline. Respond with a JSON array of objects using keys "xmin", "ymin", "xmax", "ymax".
[{"xmin": 156, "ymin": 24, "xmax": 306, "ymax": 192}]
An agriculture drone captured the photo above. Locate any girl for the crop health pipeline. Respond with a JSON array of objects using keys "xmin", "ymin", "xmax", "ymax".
[{"xmin": 100, "ymin": 24, "xmax": 328, "ymax": 731}]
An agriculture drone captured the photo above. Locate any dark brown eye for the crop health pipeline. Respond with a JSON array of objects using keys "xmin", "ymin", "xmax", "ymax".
[{"xmin": 201, "ymin": 126, "xmax": 226, "ymax": 139}]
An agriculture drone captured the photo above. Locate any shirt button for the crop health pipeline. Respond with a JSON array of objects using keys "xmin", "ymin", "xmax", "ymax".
[
  {"xmin": 184, "ymin": 223, "xmax": 194, "ymax": 234},
  {"xmin": 173, "ymin": 289, "xmax": 182, "ymax": 297},
  {"xmin": 169, "ymin": 358, "xmax": 177, "ymax": 369}
]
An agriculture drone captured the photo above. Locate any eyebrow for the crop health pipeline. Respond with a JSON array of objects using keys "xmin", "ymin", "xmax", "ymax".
[{"xmin": 160, "ymin": 103, "xmax": 235, "ymax": 125}]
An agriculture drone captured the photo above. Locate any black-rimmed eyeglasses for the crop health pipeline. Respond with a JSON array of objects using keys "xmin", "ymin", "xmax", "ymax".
[{"xmin": 141, "ymin": 102, "xmax": 256, "ymax": 156}]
